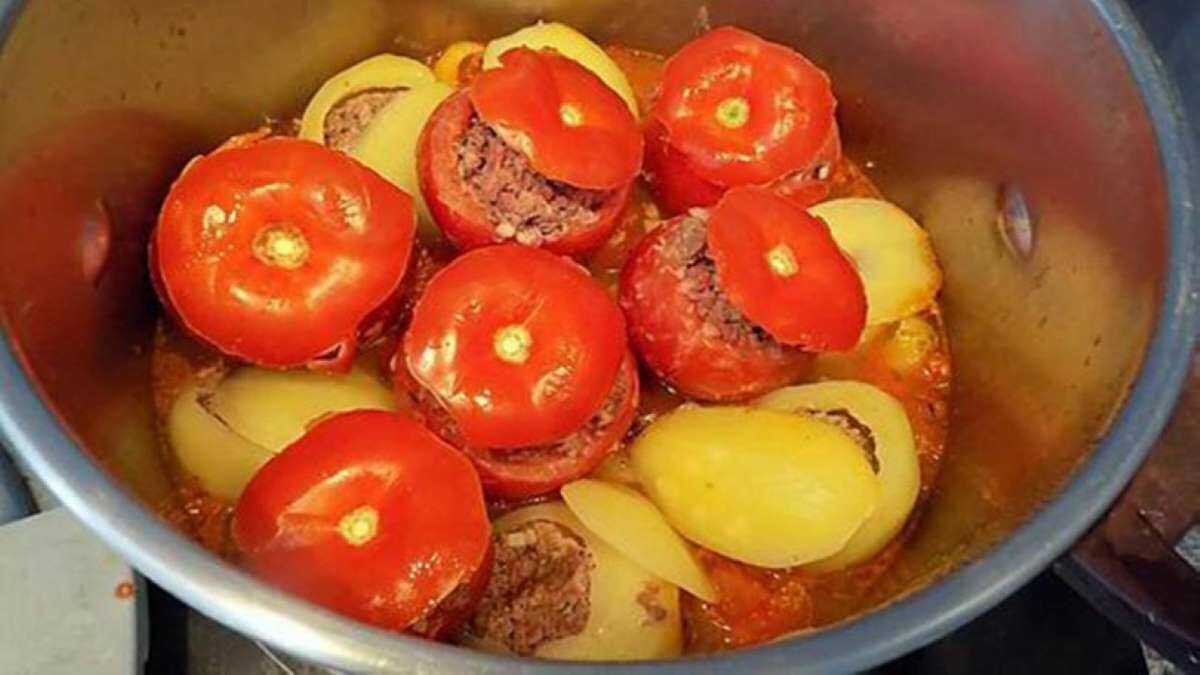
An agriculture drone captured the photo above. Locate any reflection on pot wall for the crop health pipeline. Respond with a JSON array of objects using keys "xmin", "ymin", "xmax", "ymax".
[{"xmin": 0, "ymin": 0, "xmax": 1162, "ymax": 621}]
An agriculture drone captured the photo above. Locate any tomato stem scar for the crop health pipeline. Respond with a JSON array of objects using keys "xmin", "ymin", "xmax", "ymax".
[
  {"xmin": 338, "ymin": 505, "xmax": 380, "ymax": 546},
  {"xmin": 253, "ymin": 225, "xmax": 310, "ymax": 269},
  {"xmin": 559, "ymin": 103, "xmax": 584, "ymax": 127},
  {"xmin": 765, "ymin": 244, "xmax": 799, "ymax": 277},
  {"xmin": 715, "ymin": 97, "xmax": 750, "ymax": 129},
  {"xmin": 493, "ymin": 324, "xmax": 533, "ymax": 364}
]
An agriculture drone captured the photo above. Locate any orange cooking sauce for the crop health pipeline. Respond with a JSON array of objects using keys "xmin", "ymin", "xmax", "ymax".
[{"xmin": 147, "ymin": 43, "xmax": 951, "ymax": 656}]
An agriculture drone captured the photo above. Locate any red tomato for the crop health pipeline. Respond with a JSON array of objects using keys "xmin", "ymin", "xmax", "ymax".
[
  {"xmin": 405, "ymin": 353, "xmax": 639, "ymax": 499},
  {"xmin": 409, "ymin": 542, "xmax": 494, "ymax": 640},
  {"xmin": 619, "ymin": 215, "xmax": 812, "ymax": 401},
  {"xmin": 647, "ymin": 27, "xmax": 840, "ymax": 214},
  {"xmin": 418, "ymin": 90, "xmax": 633, "ymax": 256},
  {"xmin": 707, "ymin": 186, "xmax": 866, "ymax": 350},
  {"xmin": 403, "ymin": 245, "xmax": 626, "ymax": 449},
  {"xmin": 684, "ymin": 549, "xmax": 815, "ymax": 651},
  {"xmin": 153, "ymin": 137, "xmax": 416, "ymax": 371},
  {"xmin": 231, "ymin": 410, "xmax": 491, "ymax": 633},
  {"xmin": 470, "ymin": 48, "xmax": 642, "ymax": 190},
  {"xmin": 643, "ymin": 119, "xmax": 725, "ymax": 216}
]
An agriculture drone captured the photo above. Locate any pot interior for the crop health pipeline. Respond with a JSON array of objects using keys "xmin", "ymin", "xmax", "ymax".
[{"xmin": 0, "ymin": 0, "xmax": 1167, "ymax": 655}]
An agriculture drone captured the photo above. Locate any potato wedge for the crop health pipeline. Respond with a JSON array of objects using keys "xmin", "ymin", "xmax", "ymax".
[
  {"xmin": 208, "ymin": 365, "xmax": 394, "ymax": 452},
  {"xmin": 630, "ymin": 406, "xmax": 878, "ymax": 568},
  {"xmin": 168, "ymin": 366, "xmax": 396, "ymax": 502},
  {"xmin": 469, "ymin": 502, "xmax": 682, "ymax": 661},
  {"xmin": 809, "ymin": 198, "xmax": 942, "ymax": 325},
  {"xmin": 167, "ymin": 382, "xmax": 274, "ymax": 502},
  {"xmin": 562, "ymin": 479, "xmax": 717, "ymax": 601},
  {"xmin": 483, "ymin": 22, "xmax": 638, "ymax": 116},
  {"xmin": 433, "ymin": 41, "xmax": 484, "ymax": 85},
  {"xmin": 298, "ymin": 54, "xmax": 436, "ymax": 144},
  {"xmin": 755, "ymin": 381, "xmax": 920, "ymax": 572},
  {"xmin": 349, "ymin": 81, "xmax": 454, "ymax": 236}
]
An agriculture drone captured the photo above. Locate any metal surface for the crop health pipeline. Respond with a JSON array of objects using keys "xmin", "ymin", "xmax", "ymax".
[
  {"xmin": 1054, "ymin": 2, "xmax": 1200, "ymax": 669},
  {"xmin": 0, "ymin": 0, "xmax": 1195, "ymax": 673}
]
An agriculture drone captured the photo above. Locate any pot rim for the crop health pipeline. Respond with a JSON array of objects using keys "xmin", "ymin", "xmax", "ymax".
[{"xmin": 0, "ymin": 0, "xmax": 1196, "ymax": 672}]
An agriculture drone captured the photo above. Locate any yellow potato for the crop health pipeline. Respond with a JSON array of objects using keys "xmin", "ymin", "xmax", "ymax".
[
  {"xmin": 483, "ymin": 22, "xmax": 638, "ymax": 116},
  {"xmin": 562, "ymin": 479, "xmax": 716, "ymax": 602},
  {"xmin": 433, "ymin": 41, "xmax": 484, "ymax": 85},
  {"xmin": 350, "ymin": 81, "xmax": 454, "ymax": 238},
  {"xmin": 167, "ymin": 383, "xmax": 274, "ymax": 502},
  {"xmin": 209, "ymin": 365, "xmax": 395, "ymax": 453},
  {"xmin": 472, "ymin": 503, "xmax": 682, "ymax": 661},
  {"xmin": 882, "ymin": 316, "xmax": 939, "ymax": 374},
  {"xmin": 809, "ymin": 198, "xmax": 942, "ymax": 325},
  {"xmin": 590, "ymin": 448, "xmax": 640, "ymax": 486},
  {"xmin": 756, "ymin": 381, "xmax": 920, "ymax": 572},
  {"xmin": 630, "ymin": 406, "xmax": 878, "ymax": 568},
  {"xmin": 298, "ymin": 54, "xmax": 436, "ymax": 143}
]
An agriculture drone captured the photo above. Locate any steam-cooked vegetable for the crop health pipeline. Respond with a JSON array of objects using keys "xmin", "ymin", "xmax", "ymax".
[
  {"xmin": 209, "ymin": 365, "xmax": 395, "ymax": 451},
  {"xmin": 434, "ymin": 41, "xmax": 484, "ymax": 85},
  {"xmin": 167, "ymin": 366, "xmax": 395, "ymax": 502},
  {"xmin": 561, "ymin": 479, "xmax": 717, "ymax": 602},
  {"xmin": 167, "ymin": 381, "xmax": 276, "ymax": 502},
  {"xmin": 349, "ymin": 81, "xmax": 454, "ymax": 235},
  {"xmin": 755, "ymin": 381, "xmax": 919, "ymax": 572},
  {"xmin": 630, "ymin": 406, "xmax": 879, "ymax": 568},
  {"xmin": 482, "ymin": 22, "xmax": 638, "ymax": 115},
  {"xmin": 298, "ymin": 54, "xmax": 436, "ymax": 145},
  {"xmin": 808, "ymin": 198, "xmax": 942, "ymax": 325},
  {"xmin": 467, "ymin": 502, "xmax": 682, "ymax": 661},
  {"xmin": 882, "ymin": 316, "xmax": 939, "ymax": 374}
]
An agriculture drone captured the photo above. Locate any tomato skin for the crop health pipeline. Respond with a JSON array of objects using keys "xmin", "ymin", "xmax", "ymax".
[
  {"xmin": 153, "ymin": 137, "xmax": 416, "ymax": 371},
  {"xmin": 404, "ymin": 353, "xmax": 638, "ymax": 500},
  {"xmin": 706, "ymin": 186, "xmax": 866, "ymax": 351},
  {"xmin": 409, "ymin": 542, "xmax": 494, "ymax": 640},
  {"xmin": 469, "ymin": 47, "xmax": 643, "ymax": 190},
  {"xmin": 403, "ymin": 244, "xmax": 626, "ymax": 449},
  {"xmin": 644, "ymin": 114, "xmax": 840, "ymax": 217},
  {"xmin": 654, "ymin": 27, "xmax": 839, "ymax": 188},
  {"xmin": 231, "ymin": 410, "xmax": 491, "ymax": 633},
  {"xmin": 417, "ymin": 90, "xmax": 632, "ymax": 256},
  {"xmin": 646, "ymin": 27, "xmax": 841, "ymax": 214},
  {"xmin": 643, "ymin": 119, "xmax": 726, "ymax": 217},
  {"xmin": 619, "ymin": 216, "xmax": 812, "ymax": 402}
]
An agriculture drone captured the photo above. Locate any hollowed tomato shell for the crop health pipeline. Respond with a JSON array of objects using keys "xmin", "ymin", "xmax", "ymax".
[
  {"xmin": 706, "ymin": 186, "xmax": 867, "ymax": 351},
  {"xmin": 153, "ymin": 137, "xmax": 416, "ymax": 371},
  {"xmin": 417, "ymin": 90, "xmax": 632, "ymax": 256},
  {"xmin": 619, "ymin": 216, "xmax": 813, "ymax": 401},
  {"xmin": 403, "ymin": 244, "xmax": 627, "ymax": 449},
  {"xmin": 231, "ymin": 410, "xmax": 491, "ymax": 633},
  {"xmin": 651, "ymin": 26, "xmax": 840, "ymax": 198}
]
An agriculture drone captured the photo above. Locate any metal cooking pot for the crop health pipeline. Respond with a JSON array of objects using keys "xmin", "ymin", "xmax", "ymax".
[{"xmin": 0, "ymin": 1, "xmax": 1195, "ymax": 672}]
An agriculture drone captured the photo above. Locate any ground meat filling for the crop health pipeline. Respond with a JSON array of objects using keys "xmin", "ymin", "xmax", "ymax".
[
  {"xmin": 664, "ymin": 216, "xmax": 790, "ymax": 351},
  {"xmin": 324, "ymin": 87, "xmax": 405, "ymax": 152},
  {"xmin": 456, "ymin": 114, "xmax": 610, "ymax": 247},
  {"xmin": 471, "ymin": 520, "xmax": 593, "ymax": 655}
]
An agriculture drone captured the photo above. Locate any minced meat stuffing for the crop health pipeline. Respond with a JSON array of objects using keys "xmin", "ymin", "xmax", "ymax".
[
  {"xmin": 470, "ymin": 520, "xmax": 593, "ymax": 655},
  {"xmin": 456, "ymin": 114, "xmax": 609, "ymax": 247},
  {"xmin": 665, "ymin": 216, "xmax": 786, "ymax": 349},
  {"xmin": 324, "ymin": 87, "xmax": 405, "ymax": 152}
]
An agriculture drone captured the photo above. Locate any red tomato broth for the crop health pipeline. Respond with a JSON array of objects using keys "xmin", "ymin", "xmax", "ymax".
[{"xmin": 145, "ymin": 39, "xmax": 951, "ymax": 656}]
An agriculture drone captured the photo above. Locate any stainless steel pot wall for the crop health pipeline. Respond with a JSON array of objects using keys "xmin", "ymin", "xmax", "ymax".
[{"xmin": 0, "ymin": 1, "xmax": 1194, "ymax": 672}]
